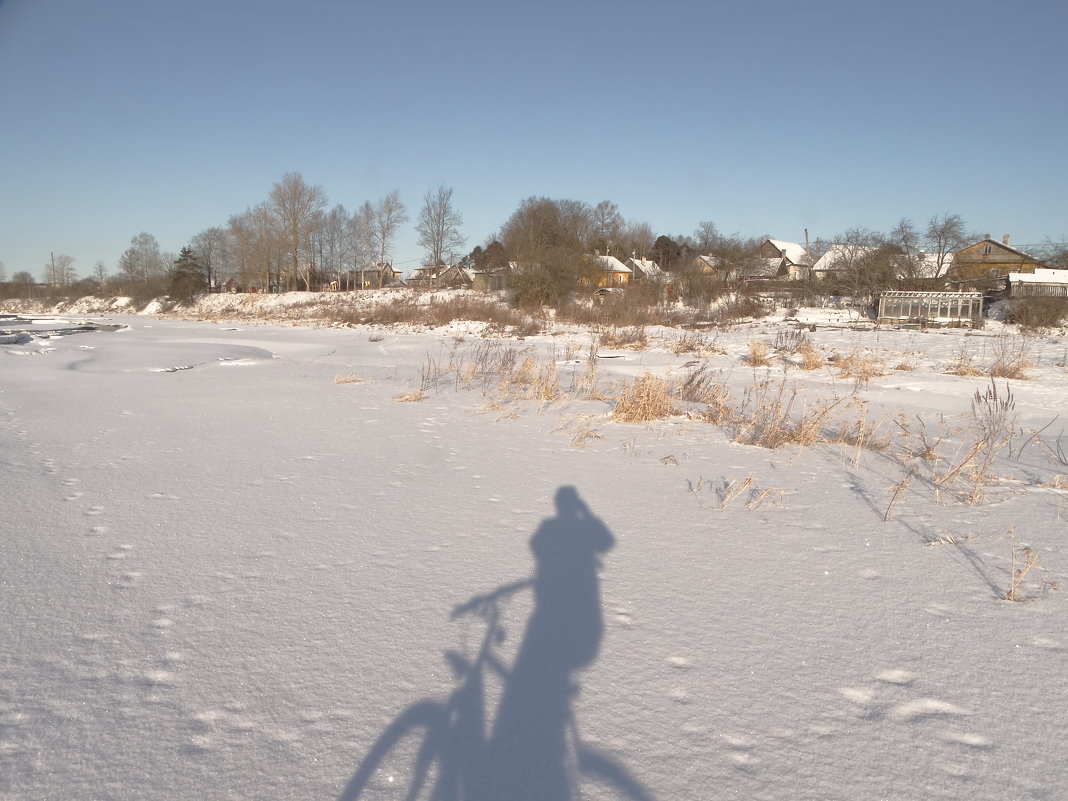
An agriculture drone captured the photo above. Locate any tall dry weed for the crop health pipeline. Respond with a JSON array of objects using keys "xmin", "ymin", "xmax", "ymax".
[
  {"xmin": 611, "ymin": 374, "xmax": 677, "ymax": 423},
  {"xmin": 988, "ymin": 335, "xmax": 1032, "ymax": 379},
  {"xmin": 733, "ymin": 376, "xmax": 842, "ymax": 449}
]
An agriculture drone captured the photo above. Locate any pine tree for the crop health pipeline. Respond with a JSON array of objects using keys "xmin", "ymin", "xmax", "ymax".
[{"xmin": 169, "ymin": 246, "xmax": 205, "ymax": 303}]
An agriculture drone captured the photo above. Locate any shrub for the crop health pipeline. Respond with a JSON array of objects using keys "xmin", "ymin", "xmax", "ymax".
[{"xmin": 1006, "ymin": 296, "xmax": 1068, "ymax": 329}]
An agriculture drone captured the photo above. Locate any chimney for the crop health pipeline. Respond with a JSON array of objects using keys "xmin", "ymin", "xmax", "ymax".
[{"xmin": 1002, "ymin": 234, "xmax": 1010, "ymax": 245}]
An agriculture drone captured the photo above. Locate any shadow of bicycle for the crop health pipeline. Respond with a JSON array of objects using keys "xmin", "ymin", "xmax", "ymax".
[{"xmin": 339, "ymin": 486, "xmax": 655, "ymax": 801}]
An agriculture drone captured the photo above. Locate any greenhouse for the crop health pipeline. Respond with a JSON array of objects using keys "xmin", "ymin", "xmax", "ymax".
[{"xmin": 876, "ymin": 290, "xmax": 983, "ymax": 327}]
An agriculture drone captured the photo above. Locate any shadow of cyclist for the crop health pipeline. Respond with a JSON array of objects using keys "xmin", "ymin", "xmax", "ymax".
[
  {"xmin": 474, "ymin": 485, "xmax": 615, "ymax": 801},
  {"xmin": 338, "ymin": 486, "xmax": 650, "ymax": 801}
]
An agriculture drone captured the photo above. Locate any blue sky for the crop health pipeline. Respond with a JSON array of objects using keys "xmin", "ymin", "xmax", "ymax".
[{"xmin": 1, "ymin": 0, "xmax": 1065, "ymax": 279}]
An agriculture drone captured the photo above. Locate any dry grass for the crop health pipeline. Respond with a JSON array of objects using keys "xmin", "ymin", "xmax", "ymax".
[
  {"xmin": 1003, "ymin": 526, "xmax": 1057, "ymax": 601},
  {"xmin": 988, "ymin": 335, "xmax": 1032, "ymax": 379},
  {"xmin": 745, "ymin": 340, "xmax": 772, "ymax": 367},
  {"xmin": 670, "ymin": 331, "xmax": 722, "ymax": 357},
  {"xmin": 599, "ymin": 326, "xmax": 648, "ymax": 350},
  {"xmin": 611, "ymin": 374, "xmax": 677, "ymax": 423},
  {"xmin": 895, "ymin": 415, "xmax": 944, "ymax": 462},
  {"xmin": 677, "ymin": 364, "xmax": 734, "ymax": 424},
  {"xmin": 568, "ymin": 421, "xmax": 604, "ymax": 448},
  {"xmin": 832, "ymin": 349, "xmax": 886, "ymax": 388},
  {"xmin": 798, "ymin": 343, "xmax": 824, "ymax": 370},
  {"xmin": 497, "ymin": 354, "xmax": 560, "ymax": 401},
  {"xmin": 966, "ymin": 380, "xmax": 1018, "ymax": 503},
  {"xmin": 944, "ymin": 343, "xmax": 984, "ymax": 377},
  {"xmin": 394, "ymin": 390, "xmax": 426, "ymax": 402},
  {"xmin": 717, "ymin": 475, "xmax": 754, "ymax": 509},
  {"xmin": 1042, "ymin": 474, "xmax": 1068, "ymax": 489},
  {"xmin": 333, "ymin": 372, "xmax": 362, "ymax": 384},
  {"xmin": 733, "ymin": 376, "xmax": 843, "ymax": 449},
  {"xmin": 830, "ymin": 399, "xmax": 891, "ymax": 465},
  {"xmin": 883, "ymin": 473, "xmax": 911, "ymax": 521}
]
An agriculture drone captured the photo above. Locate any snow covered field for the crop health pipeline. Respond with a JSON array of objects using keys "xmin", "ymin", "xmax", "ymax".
[{"xmin": 2, "ymin": 306, "xmax": 1066, "ymax": 800}]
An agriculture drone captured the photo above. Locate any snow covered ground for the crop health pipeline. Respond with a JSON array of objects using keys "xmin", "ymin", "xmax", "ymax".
[{"xmin": 2, "ymin": 304, "xmax": 1066, "ymax": 800}]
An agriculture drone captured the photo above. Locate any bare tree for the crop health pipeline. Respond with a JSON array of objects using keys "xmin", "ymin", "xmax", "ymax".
[
  {"xmin": 44, "ymin": 253, "xmax": 76, "ymax": 286},
  {"xmin": 118, "ymin": 233, "xmax": 166, "ymax": 284},
  {"xmin": 12, "ymin": 271, "xmax": 35, "ymax": 298},
  {"xmin": 315, "ymin": 204, "xmax": 354, "ymax": 287},
  {"xmin": 1037, "ymin": 238, "xmax": 1068, "ymax": 270},
  {"xmin": 590, "ymin": 200, "xmax": 623, "ymax": 253},
  {"xmin": 229, "ymin": 204, "xmax": 284, "ymax": 290},
  {"xmin": 693, "ymin": 220, "xmax": 723, "ymax": 253},
  {"xmin": 925, "ymin": 213, "xmax": 968, "ymax": 277},
  {"xmin": 91, "ymin": 261, "xmax": 108, "ymax": 290},
  {"xmin": 887, "ymin": 218, "xmax": 919, "ymax": 279},
  {"xmin": 617, "ymin": 220, "xmax": 655, "ymax": 260},
  {"xmin": 369, "ymin": 190, "xmax": 408, "ymax": 266},
  {"xmin": 191, "ymin": 226, "xmax": 233, "ymax": 291},
  {"xmin": 416, "ymin": 185, "xmax": 465, "ymax": 268},
  {"xmin": 350, "ymin": 202, "xmax": 377, "ymax": 268},
  {"xmin": 269, "ymin": 172, "xmax": 328, "ymax": 291}
]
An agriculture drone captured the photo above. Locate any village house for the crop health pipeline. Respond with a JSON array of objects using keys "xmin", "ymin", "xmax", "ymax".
[
  {"xmin": 753, "ymin": 239, "xmax": 811, "ymax": 281},
  {"xmin": 585, "ymin": 254, "xmax": 631, "ymax": 287},
  {"xmin": 810, "ymin": 243, "xmax": 878, "ymax": 281},
  {"xmin": 626, "ymin": 256, "xmax": 664, "ymax": 282},
  {"xmin": 353, "ymin": 263, "xmax": 404, "ymax": 289},
  {"xmin": 948, "ymin": 236, "xmax": 1043, "ymax": 283},
  {"xmin": 692, "ymin": 254, "xmax": 729, "ymax": 281}
]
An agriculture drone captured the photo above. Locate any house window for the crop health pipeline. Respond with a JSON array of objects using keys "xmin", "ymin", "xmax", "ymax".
[{"xmin": 983, "ymin": 245, "xmax": 992, "ymax": 255}]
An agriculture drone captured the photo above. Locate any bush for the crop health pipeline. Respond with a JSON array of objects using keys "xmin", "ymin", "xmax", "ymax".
[{"xmin": 1007, "ymin": 296, "xmax": 1068, "ymax": 329}]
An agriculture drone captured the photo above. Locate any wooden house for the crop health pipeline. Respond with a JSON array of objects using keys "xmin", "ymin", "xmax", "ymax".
[
  {"xmin": 949, "ymin": 236, "xmax": 1042, "ymax": 283},
  {"xmin": 754, "ymin": 239, "xmax": 811, "ymax": 281},
  {"xmin": 584, "ymin": 254, "xmax": 631, "ymax": 287}
]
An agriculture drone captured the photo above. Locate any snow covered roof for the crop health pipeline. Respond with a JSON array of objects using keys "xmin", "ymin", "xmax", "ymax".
[
  {"xmin": 1007, "ymin": 268, "xmax": 1068, "ymax": 284},
  {"xmin": 812, "ymin": 244, "xmax": 878, "ymax": 272},
  {"xmin": 627, "ymin": 257, "xmax": 663, "ymax": 277},
  {"xmin": 766, "ymin": 239, "xmax": 810, "ymax": 265},
  {"xmin": 591, "ymin": 254, "xmax": 631, "ymax": 273}
]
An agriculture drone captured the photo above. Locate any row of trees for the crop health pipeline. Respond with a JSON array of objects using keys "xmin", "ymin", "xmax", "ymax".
[
  {"xmin": 20, "ymin": 174, "xmax": 465, "ymax": 299},
  {"xmin": 6, "ymin": 172, "xmax": 1067, "ymax": 305},
  {"xmin": 189, "ymin": 175, "xmax": 465, "ymax": 294}
]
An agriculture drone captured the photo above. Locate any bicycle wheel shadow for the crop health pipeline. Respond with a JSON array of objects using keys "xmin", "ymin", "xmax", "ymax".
[{"xmin": 338, "ymin": 485, "xmax": 655, "ymax": 801}]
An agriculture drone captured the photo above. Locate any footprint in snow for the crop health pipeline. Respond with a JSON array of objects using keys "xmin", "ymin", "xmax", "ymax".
[
  {"xmin": 1032, "ymin": 637, "xmax": 1063, "ymax": 650},
  {"xmin": 666, "ymin": 655, "xmax": 692, "ymax": 670},
  {"xmin": 876, "ymin": 668, "xmax": 915, "ymax": 685},
  {"xmin": 142, "ymin": 669, "xmax": 177, "ymax": 686},
  {"xmin": 890, "ymin": 698, "xmax": 967, "ymax": 721},
  {"xmin": 611, "ymin": 608, "xmax": 633, "ymax": 625},
  {"xmin": 940, "ymin": 730, "xmax": 991, "ymax": 749}
]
